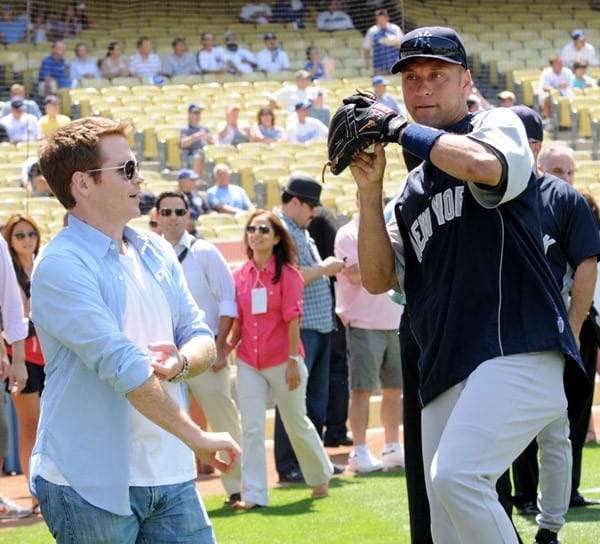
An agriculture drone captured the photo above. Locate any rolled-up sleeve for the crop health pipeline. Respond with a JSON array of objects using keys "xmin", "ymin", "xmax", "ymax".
[{"xmin": 280, "ymin": 265, "xmax": 304, "ymax": 323}]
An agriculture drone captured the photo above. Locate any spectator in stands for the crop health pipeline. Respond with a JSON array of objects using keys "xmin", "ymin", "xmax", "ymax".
[
  {"xmin": 538, "ymin": 144, "xmax": 576, "ymax": 186},
  {"xmin": 72, "ymin": 1, "xmax": 92, "ymax": 30},
  {"xmin": 1, "ymin": 84, "xmax": 41, "ymax": 119},
  {"xmin": 286, "ymin": 100, "xmax": 329, "ymax": 144},
  {"xmin": 371, "ymin": 75, "xmax": 401, "ymax": 113},
  {"xmin": 304, "ymin": 46, "xmax": 325, "ymax": 80},
  {"xmin": 0, "ymin": 99, "xmax": 41, "ymax": 143},
  {"xmin": 272, "ymin": 0, "xmax": 306, "ymax": 29},
  {"xmin": 2, "ymin": 213, "xmax": 46, "ymax": 512},
  {"xmin": 196, "ymin": 32, "xmax": 227, "ymax": 76},
  {"xmin": 100, "ymin": 41, "xmax": 129, "ymax": 80},
  {"xmin": 162, "ymin": 37, "xmax": 198, "ymax": 78},
  {"xmin": 363, "ymin": 8, "xmax": 402, "ymax": 74},
  {"xmin": 28, "ymin": 10, "xmax": 50, "ymax": 44},
  {"xmin": 23, "ymin": 160, "xmax": 53, "ymax": 197},
  {"xmin": 497, "ymin": 90, "xmax": 516, "ymax": 107},
  {"xmin": 38, "ymin": 94, "xmax": 70, "ymax": 139},
  {"xmin": 308, "ymin": 89, "xmax": 330, "ymax": 125},
  {"xmin": 560, "ymin": 29, "xmax": 599, "ymax": 69},
  {"xmin": 225, "ymin": 209, "xmax": 333, "ymax": 510},
  {"xmin": 38, "ymin": 40, "xmax": 71, "ymax": 97},
  {"xmin": 316, "ymin": 0, "xmax": 354, "ymax": 32},
  {"xmin": 70, "ymin": 41, "xmax": 101, "ymax": 85},
  {"xmin": 0, "ymin": 3, "xmax": 26, "ymax": 44},
  {"xmin": 256, "ymin": 32, "xmax": 290, "ymax": 74},
  {"xmin": 270, "ymin": 69, "xmax": 316, "ymax": 113},
  {"xmin": 222, "ymin": 31, "xmax": 257, "ymax": 75},
  {"xmin": 239, "ymin": 1, "xmax": 272, "ymax": 24},
  {"xmin": 129, "ymin": 36, "xmax": 163, "ymax": 82},
  {"xmin": 573, "ymin": 60, "xmax": 597, "ymax": 89},
  {"xmin": 177, "ymin": 168, "xmax": 211, "ymax": 224},
  {"xmin": 538, "ymin": 54, "xmax": 574, "ymax": 119},
  {"xmin": 217, "ymin": 104, "xmax": 251, "ymax": 146},
  {"xmin": 249, "ymin": 106, "xmax": 288, "ymax": 143},
  {"xmin": 179, "ymin": 103, "xmax": 214, "ymax": 180},
  {"xmin": 207, "ymin": 163, "xmax": 255, "ymax": 215},
  {"xmin": 55, "ymin": 3, "xmax": 81, "ymax": 39}
]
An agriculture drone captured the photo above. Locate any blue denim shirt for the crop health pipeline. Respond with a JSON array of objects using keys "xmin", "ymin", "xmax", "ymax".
[{"xmin": 30, "ymin": 215, "xmax": 212, "ymax": 515}]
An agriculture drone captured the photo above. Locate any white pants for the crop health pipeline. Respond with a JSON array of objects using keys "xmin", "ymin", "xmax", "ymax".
[
  {"xmin": 186, "ymin": 363, "xmax": 243, "ymax": 496},
  {"xmin": 236, "ymin": 360, "xmax": 333, "ymax": 506},
  {"xmin": 422, "ymin": 351, "xmax": 569, "ymax": 544}
]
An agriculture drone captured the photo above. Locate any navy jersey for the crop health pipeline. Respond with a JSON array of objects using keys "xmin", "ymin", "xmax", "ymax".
[
  {"xmin": 537, "ymin": 173, "xmax": 600, "ymax": 300},
  {"xmin": 392, "ymin": 109, "xmax": 581, "ymax": 406}
]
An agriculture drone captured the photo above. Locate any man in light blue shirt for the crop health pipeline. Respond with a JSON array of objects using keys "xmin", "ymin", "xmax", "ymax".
[
  {"xmin": 31, "ymin": 117, "xmax": 241, "ymax": 543},
  {"xmin": 207, "ymin": 163, "xmax": 255, "ymax": 214}
]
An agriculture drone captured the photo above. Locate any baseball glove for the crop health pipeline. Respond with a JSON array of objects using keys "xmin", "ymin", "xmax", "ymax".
[{"xmin": 325, "ymin": 90, "xmax": 408, "ymax": 177}]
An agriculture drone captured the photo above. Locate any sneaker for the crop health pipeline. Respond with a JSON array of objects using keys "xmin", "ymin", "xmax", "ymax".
[
  {"xmin": 0, "ymin": 496, "xmax": 33, "ymax": 519},
  {"xmin": 348, "ymin": 450, "xmax": 383, "ymax": 473},
  {"xmin": 534, "ymin": 528, "xmax": 560, "ymax": 544},
  {"xmin": 382, "ymin": 446, "xmax": 405, "ymax": 471}
]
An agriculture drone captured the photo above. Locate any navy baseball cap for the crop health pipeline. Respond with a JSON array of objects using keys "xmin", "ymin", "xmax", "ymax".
[
  {"xmin": 295, "ymin": 100, "xmax": 312, "ymax": 110},
  {"xmin": 372, "ymin": 75, "xmax": 389, "ymax": 86},
  {"xmin": 571, "ymin": 29, "xmax": 585, "ymax": 41},
  {"xmin": 510, "ymin": 105, "xmax": 544, "ymax": 142},
  {"xmin": 188, "ymin": 103, "xmax": 203, "ymax": 113},
  {"xmin": 10, "ymin": 98, "xmax": 25, "ymax": 110},
  {"xmin": 177, "ymin": 168, "xmax": 199, "ymax": 181},
  {"xmin": 391, "ymin": 26, "xmax": 468, "ymax": 73},
  {"xmin": 264, "ymin": 32, "xmax": 276, "ymax": 40},
  {"xmin": 283, "ymin": 173, "xmax": 322, "ymax": 207}
]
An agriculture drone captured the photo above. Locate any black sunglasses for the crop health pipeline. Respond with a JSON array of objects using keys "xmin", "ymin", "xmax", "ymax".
[
  {"xmin": 246, "ymin": 225, "xmax": 272, "ymax": 234},
  {"xmin": 85, "ymin": 160, "xmax": 140, "ymax": 181},
  {"xmin": 399, "ymin": 35, "xmax": 467, "ymax": 68},
  {"xmin": 13, "ymin": 231, "xmax": 38, "ymax": 241},
  {"xmin": 159, "ymin": 208, "xmax": 187, "ymax": 217}
]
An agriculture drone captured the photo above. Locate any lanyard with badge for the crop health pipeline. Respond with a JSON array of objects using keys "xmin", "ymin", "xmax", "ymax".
[{"xmin": 251, "ymin": 270, "xmax": 268, "ymax": 314}]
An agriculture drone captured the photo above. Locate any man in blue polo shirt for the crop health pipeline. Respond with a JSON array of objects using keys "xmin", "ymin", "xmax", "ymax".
[{"xmin": 38, "ymin": 40, "xmax": 71, "ymax": 97}]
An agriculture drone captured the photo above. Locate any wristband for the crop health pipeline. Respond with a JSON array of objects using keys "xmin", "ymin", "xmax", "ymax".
[
  {"xmin": 400, "ymin": 123, "xmax": 445, "ymax": 163},
  {"xmin": 288, "ymin": 355, "xmax": 303, "ymax": 364},
  {"xmin": 169, "ymin": 354, "xmax": 190, "ymax": 383}
]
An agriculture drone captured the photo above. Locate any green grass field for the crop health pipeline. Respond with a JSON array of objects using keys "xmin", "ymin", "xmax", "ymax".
[{"xmin": 3, "ymin": 444, "xmax": 599, "ymax": 543}]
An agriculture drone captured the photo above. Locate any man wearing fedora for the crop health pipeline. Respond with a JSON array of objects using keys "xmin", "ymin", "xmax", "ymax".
[{"xmin": 273, "ymin": 173, "xmax": 345, "ymax": 483}]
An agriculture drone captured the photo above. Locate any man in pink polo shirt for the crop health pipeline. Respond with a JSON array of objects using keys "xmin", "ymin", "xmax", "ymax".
[{"xmin": 335, "ymin": 199, "xmax": 404, "ymax": 473}]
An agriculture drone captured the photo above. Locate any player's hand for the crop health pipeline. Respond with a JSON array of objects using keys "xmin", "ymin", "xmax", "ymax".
[
  {"xmin": 8, "ymin": 360, "xmax": 28, "ymax": 395},
  {"xmin": 211, "ymin": 353, "xmax": 228, "ymax": 373},
  {"xmin": 194, "ymin": 431, "xmax": 241, "ymax": 473},
  {"xmin": 350, "ymin": 143, "xmax": 387, "ymax": 194}
]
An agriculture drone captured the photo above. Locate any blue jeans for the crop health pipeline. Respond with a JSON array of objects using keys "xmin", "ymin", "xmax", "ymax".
[
  {"xmin": 35, "ymin": 477, "xmax": 216, "ymax": 544},
  {"xmin": 274, "ymin": 329, "xmax": 331, "ymax": 474}
]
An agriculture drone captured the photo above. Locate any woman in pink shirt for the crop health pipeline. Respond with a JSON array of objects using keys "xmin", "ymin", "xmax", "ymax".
[{"xmin": 226, "ymin": 209, "xmax": 333, "ymax": 510}]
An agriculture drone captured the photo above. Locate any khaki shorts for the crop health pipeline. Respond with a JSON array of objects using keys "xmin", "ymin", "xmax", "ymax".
[{"xmin": 346, "ymin": 326, "xmax": 403, "ymax": 391}]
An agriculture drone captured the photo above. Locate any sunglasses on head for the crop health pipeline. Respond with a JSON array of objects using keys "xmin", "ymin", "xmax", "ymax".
[
  {"xmin": 85, "ymin": 160, "xmax": 140, "ymax": 181},
  {"xmin": 399, "ymin": 35, "xmax": 467, "ymax": 68},
  {"xmin": 246, "ymin": 225, "xmax": 272, "ymax": 234},
  {"xmin": 159, "ymin": 208, "xmax": 187, "ymax": 217},
  {"xmin": 13, "ymin": 231, "xmax": 38, "ymax": 240}
]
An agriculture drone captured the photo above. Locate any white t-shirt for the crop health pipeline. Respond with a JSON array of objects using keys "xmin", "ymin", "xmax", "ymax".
[{"xmin": 256, "ymin": 47, "xmax": 290, "ymax": 72}]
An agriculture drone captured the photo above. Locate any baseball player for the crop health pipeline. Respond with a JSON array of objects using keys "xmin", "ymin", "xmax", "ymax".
[{"xmin": 326, "ymin": 27, "xmax": 582, "ymax": 544}]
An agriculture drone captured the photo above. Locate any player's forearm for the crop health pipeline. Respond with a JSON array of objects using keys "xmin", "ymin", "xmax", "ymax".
[
  {"xmin": 299, "ymin": 264, "xmax": 326, "ymax": 284},
  {"xmin": 429, "ymin": 134, "xmax": 503, "ymax": 186},
  {"xmin": 568, "ymin": 256, "xmax": 597, "ymax": 337},
  {"xmin": 357, "ymin": 192, "xmax": 397, "ymax": 294}
]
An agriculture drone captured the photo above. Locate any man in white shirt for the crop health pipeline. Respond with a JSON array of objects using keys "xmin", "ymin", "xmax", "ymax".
[
  {"xmin": 222, "ymin": 31, "xmax": 257, "ymax": 75},
  {"xmin": 316, "ymin": 0, "xmax": 354, "ymax": 31},
  {"xmin": 286, "ymin": 100, "xmax": 329, "ymax": 143},
  {"xmin": 270, "ymin": 70, "xmax": 316, "ymax": 113},
  {"xmin": 0, "ymin": 99, "xmax": 41, "ymax": 143},
  {"xmin": 256, "ymin": 32, "xmax": 290, "ymax": 74},
  {"xmin": 538, "ymin": 54, "xmax": 574, "ymax": 119},
  {"xmin": 239, "ymin": 1, "xmax": 272, "ymax": 24},
  {"xmin": 560, "ymin": 29, "xmax": 599, "ymax": 69},
  {"xmin": 70, "ymin": 42, "xmax": 101, "ymax": 85},
  {"xmin": 155, "ymin": 190, "xmax": 243, "ymax": 507},
  {"xmin": 197, "ymin": 32, "xmax": 227, "ymax": 75},
  {"xmin": 129, "ymin": 36, "xmax": 163, "ymax": 82},
  {"xmin": 363, "ymin": 8, "xmax": 402, "ymax": 73}
]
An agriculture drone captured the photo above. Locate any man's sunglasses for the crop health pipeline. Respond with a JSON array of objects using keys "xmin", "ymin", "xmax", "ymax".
[
  {"xmin": 399, "ymin": 36, "xmax": 467, "ymax": 68},
  {"xmin": 246, "ymin": 225, "xmax": 272, "ymax": 234},
  {"xmin": 159, "ymin": 208, "xmax": 187, "ymax": 217},
  {"xmin": 85, "ymin": 160, "xmax": 140, "ymax": 180}
]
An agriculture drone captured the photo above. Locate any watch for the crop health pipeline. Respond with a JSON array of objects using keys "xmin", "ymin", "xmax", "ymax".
[
  {"xmin": 169, "ymin": 355, "xmax": 190, "ymax": 383},
  {"xmin": 288, "ymin": 355, "xmax": 303, "ymax": 364}
]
